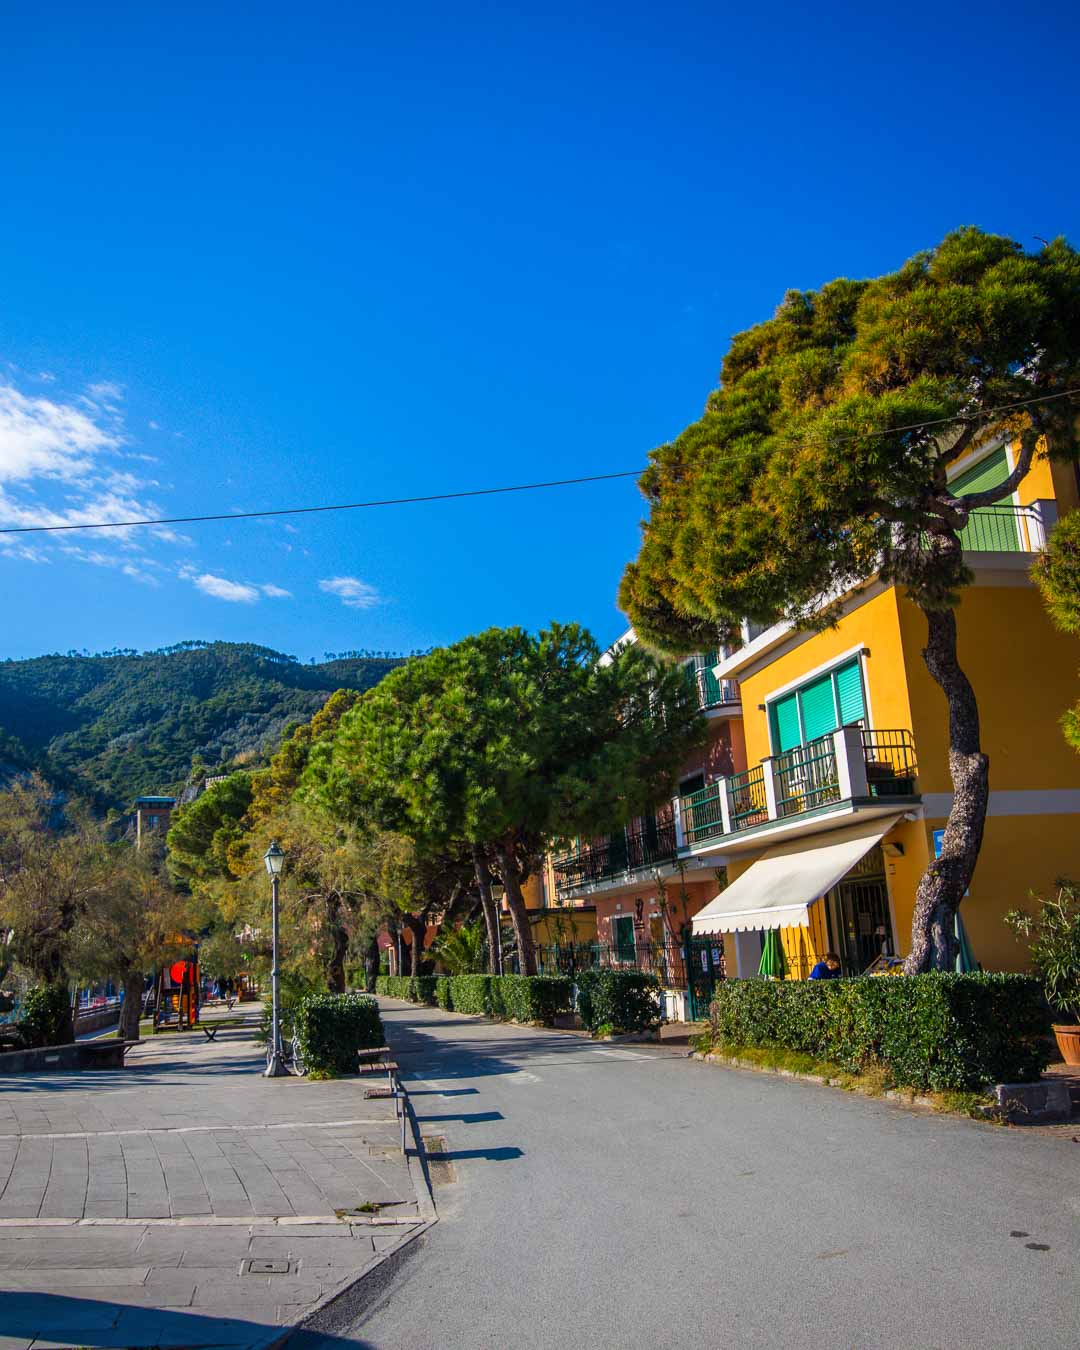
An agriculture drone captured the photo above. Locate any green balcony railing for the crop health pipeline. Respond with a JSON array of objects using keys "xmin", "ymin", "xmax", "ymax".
[{"xmin": 774, "ymin": 734, "xmax": 840, "ymax": 817}]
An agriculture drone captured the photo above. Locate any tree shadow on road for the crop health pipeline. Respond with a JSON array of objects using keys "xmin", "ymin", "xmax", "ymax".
[{"xmin": 0, "ymin": 1288, "xmax": 374, "ymax": 1349}]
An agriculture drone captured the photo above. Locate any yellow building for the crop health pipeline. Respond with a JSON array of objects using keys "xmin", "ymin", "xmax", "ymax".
[
  {"xmin": 689, "ymin": 443, "xmax": 1079, "ymax": 977},
  {"xmin": 548, "ymin": 439, "xmax": 1080, "ymax": 995}
]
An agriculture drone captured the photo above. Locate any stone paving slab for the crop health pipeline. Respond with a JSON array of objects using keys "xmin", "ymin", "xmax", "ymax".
[{"xmin": 0, "ymin": 1008, "xmax": 432, "ymax": 1349}]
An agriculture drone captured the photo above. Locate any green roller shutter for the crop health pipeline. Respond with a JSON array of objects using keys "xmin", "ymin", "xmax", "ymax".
[
  {"xmin": 952, "ymin": 448, "xmax": 1020, "ymax": 552},
  {"xmin": 613, "ymin": 915, "xmax": 635, "ymax": 962},
  {"xmin": 799, "ymin": 673, "xmax": 838, "ymax": 743},
  {"xmin": 771, "ymin": 692, "xmax": 802, "ymax": 752},
  {"xmin": 835, "ymin": 659, "xmax": 866, "ymax": 726}
]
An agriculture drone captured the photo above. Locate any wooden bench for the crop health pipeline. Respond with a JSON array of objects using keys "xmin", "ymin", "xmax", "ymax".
[{"xmin": 358, "ymin": 1046, "xmax": 407, "ymax": 1151}]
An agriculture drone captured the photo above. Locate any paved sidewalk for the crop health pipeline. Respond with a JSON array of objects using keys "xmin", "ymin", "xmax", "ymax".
[{"xmin": 0, "ymin": 1007, "xmax": 430, "ymax": 1349}]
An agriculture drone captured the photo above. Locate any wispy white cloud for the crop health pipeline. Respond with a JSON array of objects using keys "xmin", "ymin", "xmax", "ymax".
[
  {"xmin": 37, "ymin": 371, "xmax": 56, "ymax": 383},
  {"xmin": 319, "ymin": 575, "xmax": 382, "ymax": 609},
  {"xmin": 260, "ymin": 583, "xmax": 291, "ymax": 598},
  {"xmin": 85, "ymin": 380, "xmax": 124, "ymax": 406},
  {"xmin": 194, "ymin": 573, "xmax": 261, "ymax": 603},
  {"xmin": 0, "ymin": 384, "xmax": 122, "ymax": 488}
]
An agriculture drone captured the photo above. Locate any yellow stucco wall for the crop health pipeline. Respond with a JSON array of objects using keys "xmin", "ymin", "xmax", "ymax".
[
  {"xmin": 898, "ymin": 585, "xmax": 1080, "ymax": 794},
  {"xmin": 737, "ymin": 586, "xmax": 913, "ymax": 768}
]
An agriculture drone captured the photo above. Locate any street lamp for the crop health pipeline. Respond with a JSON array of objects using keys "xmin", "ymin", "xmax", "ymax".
[{"xmin": 263, "ymin": 841, "xmax": 286, "ymax": 1077}]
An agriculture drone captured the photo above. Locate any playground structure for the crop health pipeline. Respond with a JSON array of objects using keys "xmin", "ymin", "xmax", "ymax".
[{"xmin": 152, "ymin": 954, "xmax": 200, "ymax": 1032}]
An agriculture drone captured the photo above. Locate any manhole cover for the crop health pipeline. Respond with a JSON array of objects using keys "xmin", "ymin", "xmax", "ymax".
[{"xmin": 246, "ymin": 1259, "xmax": 291, "ymax": 1275}]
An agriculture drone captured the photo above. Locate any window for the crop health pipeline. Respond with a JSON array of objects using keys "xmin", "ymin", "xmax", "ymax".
[
  {"xmin": 612, "ymin": 915, "xmax": 636, "ymax": 963},
  {"xmin": 951, "ymin": 447, "xmax": 1020, "ymax": 552},
  {"xmin": 768, "ymin": 657, "xmax": 867, "ymax": 753},
  {"xmin": 679, "ymin": 772, "xmax": 705, "ymax": 798}
]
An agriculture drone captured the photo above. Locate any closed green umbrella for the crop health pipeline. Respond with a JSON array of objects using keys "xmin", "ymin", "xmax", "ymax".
[
  {"xmin": 955, "ymin": 910, "xmax": 978, "ymax": 973},
  {"xmin": 758, "ymin": 928, "xmax": 788, "ymax": 980}
]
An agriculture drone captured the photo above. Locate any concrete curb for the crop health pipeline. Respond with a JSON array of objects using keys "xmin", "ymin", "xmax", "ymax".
[{"xmin": 273, "ymin": 1060, "xmax": 438, "ymax": 1346}]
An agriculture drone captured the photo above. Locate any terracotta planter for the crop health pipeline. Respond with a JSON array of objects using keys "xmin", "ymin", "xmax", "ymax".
[{"xmin": 1052, "ymin": 1024, "xmax": 1080, "ymax": 1066}]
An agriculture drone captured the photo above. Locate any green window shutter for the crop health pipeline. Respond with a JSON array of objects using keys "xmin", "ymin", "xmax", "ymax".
[
  {"xmin": 951, "ymin": 446, "xmax": 1009, "ymax": 494},
  {"xmin": 952, "ymin": 448, "xmax": 1021, "ymax": 552},
  {"xmin": 613, "ymin": 916, "xmax": 635, "ymax": 961},
  {"xmin": 798, "ymin": 673, "xmax": 838, "ymax": 743},
  {"xmin": 835, "ymin": 659, "xmax": 866, "ymax": 726},
  {"xmin": 771, "ymin": 692, "xmax": 802, "ymax": 752}
]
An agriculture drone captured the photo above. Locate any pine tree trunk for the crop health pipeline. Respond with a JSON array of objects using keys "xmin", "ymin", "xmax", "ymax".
[
  {"xmin": 324, "ymin": 894, "xmax": 348, "ymax": 993},
  {"xmin": 472, "ymin": 847, "xmax": 502, "ymax": 975},
  {"xmin": 120, "ymin": 970, "xmax": 143, "ymax": 1042},
  {"xmin": 402, "ymin": 913, "xmax": 426, "ymax": 975},
  {"xmin": 363, "ymin": 934, "xmax": 380, "ymax": 993},
  {"xmin": 904, "ymin": 606, "xmax": 989, "ymax": 973},
  {"xmin": 494, "ymin": 840, "xmax": 537, "ymax": 976}
]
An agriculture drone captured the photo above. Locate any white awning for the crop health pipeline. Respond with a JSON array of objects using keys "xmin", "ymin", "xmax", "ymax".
[{"xmin": 691, "ymin": 815, "xmax": 902, "ymax": 935}]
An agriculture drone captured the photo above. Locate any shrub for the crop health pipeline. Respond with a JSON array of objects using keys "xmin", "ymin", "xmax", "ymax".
[
  {"xmin": 491, "ymin": 975, "xmax": 572, "ymax": 1025},
  {"xmin": 708, "ymin": 973, "xmax": 1051, "ymax": 1090},
  {"xmin": 435, "ymin": 975, "xmax": 453, "ymax": 1010},
  {"xmin": 1005, "ymin": 881, "xmax": 1080, "ymax": 1020},
  {"xmin": 448, "ymin": 974, "xmax": 493, "ymax": 1015},
  {"xmin": 577, "ymin": 970, "xmax": 661, "ymax": 1035},
  {"xmin": 293, "ymin": 992, "xmax": 384, "ymax": 1076},
  {"xmin": 375, "ymin": 974, "xmax": 437, "ymax": 1003},
  {"xmin": 19, "ymin": 983, "xmax": 72, "ymax": 1047}
]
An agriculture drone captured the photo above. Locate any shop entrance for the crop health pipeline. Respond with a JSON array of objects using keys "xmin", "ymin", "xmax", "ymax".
[{"xmin": 825, "ymin": 847, "xmax": 895, "ymax": 974}]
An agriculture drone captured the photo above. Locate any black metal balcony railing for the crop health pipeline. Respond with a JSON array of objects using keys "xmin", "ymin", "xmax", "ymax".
[
  {"xmin": 860, "ymin": 728, "xmax": 919, "ymax": 797},
  {"xmin": 687, "ymin": 665, "xmax": 740, "ymax": 711},
  {"xmin": 552, "ymin": 818, "xmax": 678, "ymax": 896}
]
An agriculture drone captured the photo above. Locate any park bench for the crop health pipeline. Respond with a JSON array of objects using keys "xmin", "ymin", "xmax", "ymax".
[{"xmin": 358, "ymin": 1045, "xmax": 407, "ymax": 1151}]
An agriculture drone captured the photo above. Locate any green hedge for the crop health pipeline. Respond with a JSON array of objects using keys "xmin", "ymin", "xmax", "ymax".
[
  {"xmin": 708, "ymin": 973, "xmax": 1051, "ymax": 1091},
  {"xmin": 375, "ymin": 974, "xmax": 437, "ymax": 1004},
  {"xmin": 293, "ymin": 992, "xmax": 384, "ymax": 1076},
  {"xmin": 375, "ymin": 972, "xmax": 572, "ymax": 1026},
  {"xmin": 492, "ymin": 975, "xmax": 572, "ymax": 1025},
  {"xmin": 448, "ymin": 974, "xmax": 493, "ymax": 1015},
  {"xmin": 576, "ymin": 970, "xmax": 661, "ymax": 1034}
]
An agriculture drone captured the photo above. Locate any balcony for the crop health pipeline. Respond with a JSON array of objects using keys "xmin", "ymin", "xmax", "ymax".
[
  {"xmin": 552, "ymin": 817, "xmax": 678, "ymax": 899},
  {"xmin": 680, "ymin": 727, "xmax": 918, "ymax": 849},
  {"xmin": 687, "ymin": 664, "xmax": 741, "ymax": 713}
]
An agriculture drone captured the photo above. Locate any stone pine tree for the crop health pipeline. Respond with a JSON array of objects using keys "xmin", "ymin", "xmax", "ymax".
[
  {"xmin": 619, "ymin": 228, "xmax": 1080, "ymax": 972},
  {"xmin": 310, "ymin": 623, "xmax": 705, "ymax": 975},
  {"xmin": 1034, "ymin": 509, "xmax": 1080, "ymax": 753}
]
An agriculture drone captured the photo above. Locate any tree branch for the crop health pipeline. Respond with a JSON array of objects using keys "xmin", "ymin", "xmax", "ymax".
[{"xmin": 947, "ymin": 427, "xmax": 1040, "ymax": 511}]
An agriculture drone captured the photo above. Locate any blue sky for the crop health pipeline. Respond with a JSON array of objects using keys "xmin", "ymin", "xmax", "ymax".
[{"xmin": 1, "ymin": 0, "xmax": 1077, "ymax": 661}]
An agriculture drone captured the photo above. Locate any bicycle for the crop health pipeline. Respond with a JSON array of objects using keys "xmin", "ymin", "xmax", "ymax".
[{"xmin": 266, "ymin": 1020, "xmax": 306, "ymax": 1076}]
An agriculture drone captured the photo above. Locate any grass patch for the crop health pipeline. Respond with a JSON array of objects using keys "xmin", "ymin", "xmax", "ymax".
[{"xmin": 698, "ymin": 1037, "xmax": 999, "ymax": 1119}]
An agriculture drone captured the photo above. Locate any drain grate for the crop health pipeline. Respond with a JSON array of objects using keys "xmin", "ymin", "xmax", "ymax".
[{"xmin": 245, "ymin": 1258, "xmax": 292, "ymax": 1275}]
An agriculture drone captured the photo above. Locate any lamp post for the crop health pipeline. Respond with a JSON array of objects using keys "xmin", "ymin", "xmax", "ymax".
[
  {"xmin": 263, "ymin": 841, "xmax": 286, "ymax": 1077},
  {"xmin": 490, "ymin": 884, "xmax": 506, "ymax": 974}
]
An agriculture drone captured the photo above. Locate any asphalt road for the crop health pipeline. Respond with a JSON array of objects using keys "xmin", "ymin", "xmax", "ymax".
[{"xmin": 333, "ymin": 1000, "xmax": 1080, "ymax": 1350}]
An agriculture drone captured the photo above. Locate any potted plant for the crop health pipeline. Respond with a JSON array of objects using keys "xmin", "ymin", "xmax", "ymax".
[{"xmin": 1006, "ymin": 881, "xmax": 1080, "ymax": 1065}]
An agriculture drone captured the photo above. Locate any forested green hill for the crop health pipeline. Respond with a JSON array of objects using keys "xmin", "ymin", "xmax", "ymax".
[{"xmin": 0, "ymin": 641, "xmax": 404, "ymax": 806}]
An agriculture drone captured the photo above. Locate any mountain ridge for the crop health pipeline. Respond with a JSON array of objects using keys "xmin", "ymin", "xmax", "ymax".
[{"xmin": 0, "ymin": 640, "xmax": 406, "ymax": 807}]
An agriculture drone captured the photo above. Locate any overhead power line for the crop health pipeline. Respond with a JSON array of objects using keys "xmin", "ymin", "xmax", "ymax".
[{"xmin": 1, "ymin": 387, "xmax": 1076, "ymax": 537}]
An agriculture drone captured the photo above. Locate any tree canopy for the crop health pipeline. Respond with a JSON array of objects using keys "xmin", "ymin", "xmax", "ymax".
[
  {"xmin": 621, "ymin": 228, "xmax": 1080, "ymax": 645},
  {"xmin": 308, "ymin": 623, "xmax": 706, "ymax": 972}
]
